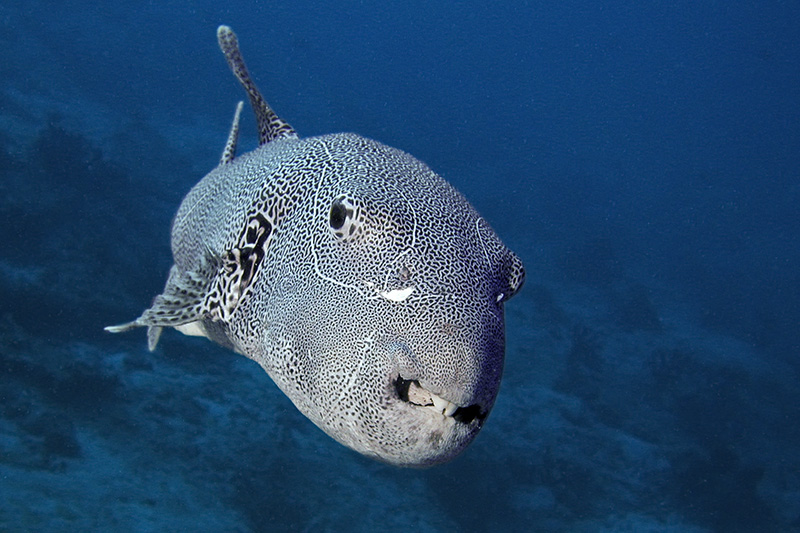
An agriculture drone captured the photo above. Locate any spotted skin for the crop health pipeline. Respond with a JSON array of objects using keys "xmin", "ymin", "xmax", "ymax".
[{"xmin": 106, "ymin": 26, "xmax": 524, "ymax": 467}]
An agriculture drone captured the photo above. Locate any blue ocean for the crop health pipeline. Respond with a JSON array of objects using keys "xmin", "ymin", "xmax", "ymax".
[{"xmin": 2, "ymin": 0, "xmax": 798, "ymax": 531}]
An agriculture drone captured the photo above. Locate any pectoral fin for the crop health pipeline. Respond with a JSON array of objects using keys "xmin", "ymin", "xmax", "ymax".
[
  {"xmin": 106, "ymin": 219, "xmax": 272, "ymax": 350},
  {"xmin": 105, "ymin": 251, "xmax": 219, "ymax": 350}
]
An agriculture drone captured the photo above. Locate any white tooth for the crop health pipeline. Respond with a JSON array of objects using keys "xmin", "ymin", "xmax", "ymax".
[
  {"xmin": 432, "ymin": 394, "xmax": 448, "ymax": 414},
  {"xmin": 430, "ymin": 394, "xmax": 459, "ymax": 417}
]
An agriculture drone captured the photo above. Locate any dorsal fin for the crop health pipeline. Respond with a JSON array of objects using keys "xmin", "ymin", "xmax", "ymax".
[
  {"xmin": 220, "ymin": 100, "xmax": 244, "ymax": 164},
  {"xmin": 217, "ymin": 25, "xmax": 297, "ymax": 144}
]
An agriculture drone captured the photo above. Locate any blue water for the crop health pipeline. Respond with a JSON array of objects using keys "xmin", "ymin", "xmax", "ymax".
[{"xmin": 2, "ymin": 0, "xmax": 799, "ymax": 530}]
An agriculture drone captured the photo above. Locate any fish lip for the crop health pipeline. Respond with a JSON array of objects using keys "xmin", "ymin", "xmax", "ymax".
[{"xmin": 392, "ymin": 375, "xmax": 486, "ymax": 424}]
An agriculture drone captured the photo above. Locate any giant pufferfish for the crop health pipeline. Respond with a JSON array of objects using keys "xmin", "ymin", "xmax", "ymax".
[{"xmin": 107, "ymin": 25, "xmax": 525, "ymax": 467}]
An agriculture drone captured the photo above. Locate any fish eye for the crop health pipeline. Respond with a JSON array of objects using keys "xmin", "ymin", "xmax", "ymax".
[
  {"xmin": 328, "ymin": 195, "xmax": 363, "ymax": 242},
  {"xmin": 329, "ymin": 200, "xmax": 347, "ymax": 230},
  {"xmin": 494, "ymin": 251, "xmax": 525, "ymax": 304},
  {"xmin": 499, "ymin": 251, "xmax": 525, "ymax": 302}
]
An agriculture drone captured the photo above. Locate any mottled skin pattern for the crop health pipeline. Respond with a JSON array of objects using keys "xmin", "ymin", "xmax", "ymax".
[{"xmin": 107, "ymin": 26, "xmax": 524, "ymax": 467}]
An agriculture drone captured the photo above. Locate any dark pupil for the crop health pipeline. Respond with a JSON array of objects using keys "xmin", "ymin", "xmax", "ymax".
[{"xmin": 329, "ymin": 202, "xmax": 347, "ymax": 229}]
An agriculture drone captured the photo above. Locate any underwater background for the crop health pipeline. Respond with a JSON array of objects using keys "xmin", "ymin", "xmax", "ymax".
[{"xmin": 1, "ymin": 0, "xmax": 798, "ymax": 531}]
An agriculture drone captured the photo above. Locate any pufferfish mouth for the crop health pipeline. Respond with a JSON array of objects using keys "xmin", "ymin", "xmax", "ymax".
[{"xmin": 393, "ymin": 376, "xmax": 486, "ymax": 424}]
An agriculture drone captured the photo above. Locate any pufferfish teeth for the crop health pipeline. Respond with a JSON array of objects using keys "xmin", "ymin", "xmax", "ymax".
[
  {"xmin": 431, "ymin": 393, "xmax": 459, "ymax": 417},
  {"xmin": 396, "ymin": 376, "xmax": 464, "ymax": 418},
  {"xmin": 407, "ymin": 380, "xmax": 434, "ymax": 405},
  {"xmin": 396, "ymin": 376, "xmax": 486, "ymax": 423}
]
